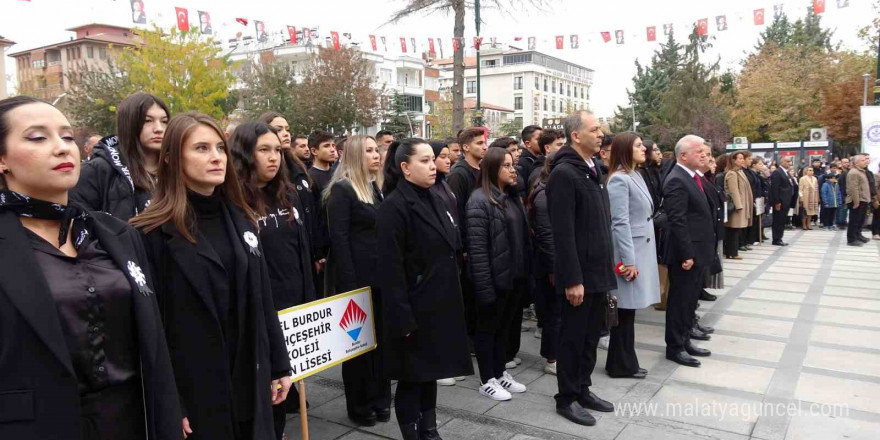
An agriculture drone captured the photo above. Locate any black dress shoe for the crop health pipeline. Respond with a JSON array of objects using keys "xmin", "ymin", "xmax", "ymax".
[
  {"xmin": 859, "ymin": 236, "xmax": 871, "ymax": 243},
  {"xmin": 419, "ymin": 409, "xmax": 441, "ymax": 439},
  {"xmin": 667, "ymin": 351, "xmax": 701, "ymax": 367},
  {"xmin": 375, "ymin": 408, "xmax": 391, "ymax": 423},
  {"xmin": 696, "ymin": 322, "xmax": 715, "ymax": 334},
  {"xmin": 685, "ymin": 342, "xmax": 711, "ymax": 357},
  {"xmin": 772, "ymin": 241, "xmax": 789, "ymax": 246},
  {"xmin": 847, "ymin": 241, "xmax": 865, "ymax": 247},
  {"xmin": 689, "ymin": 328, "xmax": 711, "ymax": 341},
  {"xmin": 632, "ymin": 369, "xmax": 647, "ymax": 379},
  {"xmin": 349, "ymin": 412, "xmax": 378, "ymax": 426},
  {"xmin": 557, "ymin": 402, "xmax": 596, "ymax": 426},
  {"xmin": 579, "ymin": 391, "xmax": 614, "ymax": 412},
  {"xmin": 700, "ymin": 290, "xmax": 717, "ymax": 301}
]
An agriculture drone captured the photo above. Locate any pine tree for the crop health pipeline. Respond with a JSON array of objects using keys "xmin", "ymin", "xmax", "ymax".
[{"xmin": 381, "ymin": 92, "xmax": 414, "ymax": 136}]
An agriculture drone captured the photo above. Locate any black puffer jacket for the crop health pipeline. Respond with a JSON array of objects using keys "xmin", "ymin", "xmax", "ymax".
[
  {"xmin": 528, "ymin": 182, "xmax": 554, "ymax": 277},
  {"xmin": 70, "ymin": 135, "xmax": 152, "ymax": 221},
  {"xmin": 466, "ymin": 186, "xmax": 531, "ymax": 305}
]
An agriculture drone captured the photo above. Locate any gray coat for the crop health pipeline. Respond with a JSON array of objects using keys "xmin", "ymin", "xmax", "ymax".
[{"xmin": 607, "ymin": 170, "xmax": 661, "ymax": 310}]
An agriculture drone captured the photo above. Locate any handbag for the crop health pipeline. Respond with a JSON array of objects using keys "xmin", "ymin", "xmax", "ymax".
[{"xmin": 606, "ymin": 292, "xmax": 619, "ymax": 328}]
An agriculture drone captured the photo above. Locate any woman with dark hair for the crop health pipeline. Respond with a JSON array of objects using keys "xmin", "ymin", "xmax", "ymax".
[
  {"xmin": 723, "ymin": 152, "xmax": 753, "ymax": 259},
  {"xmin": 71, "ymin": 93, "xmax": 169, "ymax": 220},
  {"xmin": 229, "ymin": 122, "xmax": 316, "ymax": 440},
  {"xmin": 379, "ymin": 138, "xmax": 472, "ymax": 439},
  {"xmin": 131, "ymin": 112, "xmax": 292, "ymax": 440},
  {"xmin": 703, "ymin": 155, "xmax": 726, "ymax": 290},
  {"xmin": 466, "ymin": 147, "xmax": 531, "ymax": 401},
  {"xmin": 637, "ymin": 141, "xmax": 668, "ymax": 311},
  {"xmin": 604, "ymin": 133, "xmax": 659, "ymax": 379},
  {"xmin": 0, "ymin": 96, "xmax": 181, "ymax": 439},
  {"xmin": 323, "ymin": 135, "xmax": 391, "ymax": 426}
]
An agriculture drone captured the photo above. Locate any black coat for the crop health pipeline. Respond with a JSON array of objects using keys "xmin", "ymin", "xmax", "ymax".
[
  {"xmin": 703, "ymin": 176, "xmax": 726, "ymax": 241},
  {"xmin": 528, "ymin": 182, "xmax": 554, "ymax": 278},
  {"xmin": 769, "ymin": 167, "xmax": 794, "ymax": 209},
  {"xmin": 546, "ymin": 146, "xmax": 617, "ymax": 294},
  {"xmin": 140, "ymin": 204, "xmax": 289, "ymax": 440},
  {"xmin": 0, "ymin": 211, "xmax": 181, "ymax": 440},
  {"xmin": 285, "ymin": 154, "xmax": 322, "ymax": 261},
  {"xmin": 447, "ymin": 160, "xmax": 480, "ymax": 246},
  {"xmin": 744, "ymin": 169, "xmax": 761, "ymax": 201},
  {"xmin": 70, "ymin": 135, "xmax": 152, "ymax": 221},
  {"xmin": 325, "ymin": 180, "xmax": 382, "ymax": 295},
  {"xmin": 662, "ymin": 165, "xmax": 716, "ymax": 266},
  {"xmin": 466, "ymin": 186, "xmax": 532, "ymax": 305},
  {"xmin": 377, "ymin": 183, "xmax": 473, "ymax": 382},
  {"xmin": 429, "ymin": 176, "xmax": 461, "ymax": 251}
]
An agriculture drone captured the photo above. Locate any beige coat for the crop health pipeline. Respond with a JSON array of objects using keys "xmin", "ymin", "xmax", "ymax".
[
  {"xmin": 725, "ymin": 169, "xmax": 754, "ymax": 228},
  {"xmin": 846, "ymin": 168, "xmax": 871, "ymax": 205},
  {"xmin": 798, "ymin": 175, "xmax": 819, "ymax": 216}
]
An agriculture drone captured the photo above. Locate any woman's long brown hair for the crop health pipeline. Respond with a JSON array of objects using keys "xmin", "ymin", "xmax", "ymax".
[
  {"xmin": 130, "ymin": 112, "xmax": 255, "ymax": 243},
  {"xmin": 607, "ymin": 132, "xmax": 641, "ymax": 178}
]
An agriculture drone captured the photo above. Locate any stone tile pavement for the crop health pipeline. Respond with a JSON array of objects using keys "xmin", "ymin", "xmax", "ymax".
[{"xmin": 283, "ymin": 230, "xmax": 880, "ymax": 440}]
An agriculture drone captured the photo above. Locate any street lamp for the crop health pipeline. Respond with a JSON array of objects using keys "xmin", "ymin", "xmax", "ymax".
[{"xmin": 864, "ymin": 73, "xmax": 872, "ymax": 106}]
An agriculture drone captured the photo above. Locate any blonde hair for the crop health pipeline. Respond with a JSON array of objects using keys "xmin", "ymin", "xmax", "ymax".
[{"xmin": 323, "ymin": 135, "xmax": 383, "ymax": 204}]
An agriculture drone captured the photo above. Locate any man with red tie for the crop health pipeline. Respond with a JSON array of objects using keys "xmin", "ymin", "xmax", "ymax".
[{"xmin": 662, "ymin": 135, "xmax": 715, "ymax": 367}]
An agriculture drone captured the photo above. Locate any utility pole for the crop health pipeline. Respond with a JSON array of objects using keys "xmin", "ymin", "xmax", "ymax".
[
  {"xmin": 875, "ymin": 29, "xmax": 880, "ymax": 105},
  {"xmin": 474, "ymin": 0, "xmax": 483, "ymax": 126}
]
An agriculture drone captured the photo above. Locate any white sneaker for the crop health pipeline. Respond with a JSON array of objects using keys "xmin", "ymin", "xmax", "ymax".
[
  {"xmin": 544, "ymin": 361, "xmax": 557, "ymax": 375},
  {"xmin": 455, "ymin": 376, "xmax": 466, "ymax": 381},
  {"xmin": 479, "ymin": 378, "xmax": 512, "ymax": 401},
  {"xmin": 598, "ymin": 335, "xmax": 610, "ymax": 351},
  {"xmin": 534, "ymin": 327, "xmax": 543, "ymax": 339},
  {"xmin": 499, "ymin": 371, "xmax": 527, "ymax": 393},
  {"xmin": 505, "ymin": 360, "xmax": 518, "ymax": 369},
  {"xmin": 436, "ymin": 378, "xmax": 456, "ymax": 386},
  {"xmin": 514, "ymin": 357, "xmax": 523, "ymax": 365}
]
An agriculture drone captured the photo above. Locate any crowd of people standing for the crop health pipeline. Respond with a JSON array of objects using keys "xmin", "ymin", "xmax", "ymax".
[{"xmin": 1, "ymin": 92, "xmax": 877, "ymax": 440}]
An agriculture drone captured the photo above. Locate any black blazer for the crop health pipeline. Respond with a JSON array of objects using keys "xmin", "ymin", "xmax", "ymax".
[
  {"xmin": 378, "ymin": 183, "xmax": 473, "ymax": 382},
  {"xmin": 325, "ymin": 180, "xmax": 381, "ymax": 294},
  {"xmin": 662, "ymin": 165, "xmax": 716, "ymax": 266},
  {"xmin": 141, "ymin": 203, "xmax": 289, "ymax": 440},
  {"xmin": 769, "ymin": 168, "xmax": 794, "ymax": 209},
  {"xmin": 0, "ymin": 211, "xmax": 181, "ymax": 440},
  {"xmin": 69, "ymin": 136, "xmax": 152, "ymax": 221},
  {"xmin": 703, "ymin": 176, "xmax": 726, "ymax": 241}
]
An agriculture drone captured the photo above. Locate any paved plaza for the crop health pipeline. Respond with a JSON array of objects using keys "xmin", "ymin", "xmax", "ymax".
[{"xmin": 284, "ymin": 229, "xmax": 880, "ymax": 440}]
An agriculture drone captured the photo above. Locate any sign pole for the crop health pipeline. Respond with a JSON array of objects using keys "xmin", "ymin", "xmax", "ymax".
[{"xmin": 299, "ymin": 380, "xmax": 309, "ymax": 440}]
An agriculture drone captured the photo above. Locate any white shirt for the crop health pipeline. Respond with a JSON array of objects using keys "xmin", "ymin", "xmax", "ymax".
[{"xmin": 676, "ymin": 162, "xmax": 697, "ymax": 178}]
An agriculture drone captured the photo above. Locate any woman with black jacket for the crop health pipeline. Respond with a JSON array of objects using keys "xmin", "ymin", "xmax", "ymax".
[
  {"xmin": 637, "ymin": 142, "xmax": 667, "ymax": 311},
  {"xmin": 131, "ymin": 113, "xmax": 292, "ymax": 440},
  {"xmin": 323, "ymin": 135, "xmax": 392, "ymax": 426},
  {"xmin": 71, "ymin": 93, "xmax": 169, "ymax": 220},
  {"xmin": 379, "ymin": 138, "xmax": 473, "ymax": 440},
  {"xmin": 466, "ymin": 147, "xmax": 531, "ymax": 401},
  {"xmin": 0, "ymin": 96, "xmax": 181, "ymax": 440},
  {"xmin": 229, "ymin": 122, "xmax": 317, "ymax": 439}
]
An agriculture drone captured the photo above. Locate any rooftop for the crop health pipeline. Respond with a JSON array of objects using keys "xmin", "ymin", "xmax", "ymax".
[
  {"xmin": 8, "ymin": 24, "xmax": 135, "ymax": 57},
  {"xmin": 463, "ymin": 98, "xmax": 513, "ymax": 113}
]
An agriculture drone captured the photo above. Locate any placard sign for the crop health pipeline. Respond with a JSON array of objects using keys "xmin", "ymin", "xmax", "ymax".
[{"xmin": 277, "ymin": 287, "xmax": 376, "ymax": 382}]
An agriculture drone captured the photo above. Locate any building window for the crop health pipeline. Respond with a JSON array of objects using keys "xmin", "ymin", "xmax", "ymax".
[
  {"xmin": 87, "ymin": 46, "xmax": 94, "ymax": 59},
  {"xmin": 467, "ymin": 81, "xmax": 476, "ymax": 94},
  {"xmin": 544, "ymin": 79, "xmax": 547, "ymax": 92},
  {"xmin": 567, "ymin": 84, "xmax": 571, "ymax": 97},
  {"xmin": 482, "ymin": 59, "xmax": 497, "ymax": 68},
  {"xmin": 552, "ymin": 99, "xmax": 556, "ymax": 112},
  {"xmin": 99, "ymin": 47, "xmax": 107, "ymax": 60},
  {"xmin": 502, "ymin": 54, "xmax": 532, "ymax": 65},
  {"xmin": 535, "ymin": 76, "xmax": 539, "ymax": 90},
  {"xmin": 513, "ymin": 76, "xmax": 522, "ymax": 90},
  {"xmin": 403, "ymin": 95, "xmax": 423, "ymax": 112},
  {"xmin": 514, "ymin": 96, "xmax": 523, "ymax": 110},
  {"xmin": 543, "ymin": 97, "xmax": 547, "ymax": 110},
  {"xmin": 580, "ymin": 87, "xmax": 584, "ymax": 99}
]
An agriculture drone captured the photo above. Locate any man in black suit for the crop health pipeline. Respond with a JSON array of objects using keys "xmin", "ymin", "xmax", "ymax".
[
  {"xmin": 662, "ymin": 135, "xmax": 715, "ymax": 367},
  {"xmin": 769, "ymin": 156, "xmax": 795, "ymax": 246}
]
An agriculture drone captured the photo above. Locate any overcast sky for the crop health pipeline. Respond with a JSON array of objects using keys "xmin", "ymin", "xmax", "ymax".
[{"xmin": 1, "ymin": 0, "xmax": 875, "ymax": 117}]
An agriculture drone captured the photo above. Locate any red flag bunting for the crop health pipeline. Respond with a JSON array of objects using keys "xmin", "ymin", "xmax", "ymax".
[
  {"xmin": 330, "ymin": 31, "xmax": 340, "ymax": 50},
  {"xmin": 428, "ymin": 38, "xmax": 435, "ymax": 54},
  {"xmin": 287, "ymin": 26, "xmax": 297, "ymax": 44},
  {"xmin": 697, "ymin": 18, "xmax": 709, "ymax": 36},
  {"xmin": 813, "ymin": 0, "xmax": 825, "ymax": 14},
  {"xmin": 369, "ymin": 35, "xmax": 377, "ymax": 51},
  {"xmin": 646, "ymin": 26, "xmax": 656, "ymax": 42},
  {"xmin": 754, "ymin": 8, "xmax": 765, "ymax": 25},
  {"xmin": 175, "ymin": 7, "xmax": 189, "ymax": 32},
  {"xmin": 400, "ymin": 37, "xmax": 407, "ymax": 53},
  {"xmin": 304, "ymin": 28, "xmax": 312, "ymax": 40},
  {"xmin": 235, "ymin": 17, "xmax": 248, "ymax": 26},
  {"xmin": 474, "ymin": 36, "xmax": 483, "ymax": 49},
  {"xmin": 600, "ymin": 32, "xmax": 611, "ymax": 43},
  {"xmin": 452, "ymin": 37, "xmax": 460, "ymax": 52},
  {"xmin": 555, "ymin": 35, "xmax": 564, "ymax": 49}
]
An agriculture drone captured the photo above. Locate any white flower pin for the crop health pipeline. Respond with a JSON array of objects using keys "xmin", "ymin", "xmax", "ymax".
[
  {"xmin": 293, "ymin": 207, "xmax": 300, "ymax": 221},
  {"xmin": 243, "ymin": 231, "xmax": 261, "ymax": 256},
  {"xmin": 127, "ymin": 261, "xmax": 153, "ymax": 296}
]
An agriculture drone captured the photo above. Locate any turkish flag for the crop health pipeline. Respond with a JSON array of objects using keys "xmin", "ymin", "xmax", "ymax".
[
  {"xmin": 601, "ymin": 32, "xmax": 611, "ymax": 43},
  {"xmin": 813, "ymin": 0, "xmax": 825, "ymax": 14},
  {"xmin": 452, "ymin": 37, "xmax": 460, "ymax": 52},
  {"xmin": 474, "ymin": 36, "xmax": 483, "ymax": 49},
  {"xmin": 330, "ymin": 31, "xmax": 340, "ymax": 50},
  {"xmin": 514, "ymin": 37, "xmax": 523, "ymax": 41},
  {"xmin": 555, "ymin": 35, "xmax": 564, "ymax": 49},
  {"xmin": 175, "ymin": 7, "xmax": 189, "ymax": 32},
  {"xmin": 287, "ymin": 26, "xmax": 297, "ymax": 44},
  {"xmin": 400, "ymin": 37, "xmax": 407, "ymax": 53},
  {"xmin": 428, "ymin": 38, "xmax": 435, "ymax": 54},
  {"xmin": 754, "ymin": 8, "xmax": 765, "ymax": 25},
  {"xmin": 697, "ymin": 18, "xmax": 709, "ymax": 36},
  {"xmin": 235, "ymin": 17, "xmax": 248, "ymax": 27},
  {"xmin": 369, "ymin": 35, "xmax": 377, "ymax": 51},
  {"xmin": 647, "ymin": 26, "xmax": 656, "ymax": 42}
]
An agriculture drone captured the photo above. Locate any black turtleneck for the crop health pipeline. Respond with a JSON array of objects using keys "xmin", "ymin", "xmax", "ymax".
[{"xmin": 407, "ymin": 179, "xmax": 444, "ymax": 225}]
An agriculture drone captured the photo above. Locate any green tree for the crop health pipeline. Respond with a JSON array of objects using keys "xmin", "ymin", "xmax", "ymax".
[
  {"xmin": 498, "ymin": 118, "xmax": 523, "ymax": 137},
  {"xmin": 62, "ymin": 60, "xmax": 130, "ymax": 135},
  {"xmin": 237, "ymin": 59, "xmax": 302, "ymax": 129},
  {"xmin": 382, "ymin": 92, "xmax": 415, "ymax": 136}
]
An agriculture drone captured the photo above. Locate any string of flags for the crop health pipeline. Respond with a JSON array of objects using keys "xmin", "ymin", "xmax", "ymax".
[{"xmin": 18, "ymin": 0, "xmax": 852, "ymax": 55}]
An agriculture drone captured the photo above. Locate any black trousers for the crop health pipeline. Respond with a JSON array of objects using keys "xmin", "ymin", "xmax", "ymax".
[
  {"xmin": 342, "ymin": 350, "xmax": 391, "ymax": 418},
  {"xmin": 272, "ymin": 385, "xmax": 303, "ymax": 440},
  {"xmin": 665, "ymin": 262, "xmax": 706, "ymax": 355},
  {"xmin": 80, "ymin": 380, "xmax": 145, "ymax": 440},
  {"xmin": 475, "ymin": 288, "xmax": 520, "ymax": 383},
  {"xmin": 873, "ymin": 206, "xmax": 880, "ymax": 235},
  {"xmin": 505, "ymin": 280, "xmax": 526, "ymax": 361},
  {"xmin": 772, "ymin": 205, "xmax": 788, "ymax": 242},
  {"xmin": 723, "ymin": 227, "xmax": 741, "ymax": 257},
  {"xmin": 394, "ymin": 381, "xmax": 437, "ymax": 425},
  {"xmin": 847, "ymin": 203, "xmax": 869, "ymax": 243},
  {"xmin": 747, "ymin": 215, "xmax": 761, "ymax": 243},
  {"xmin": 536, "ymin": 275, "xmax": 563, "ymax": 361},
  {"xmin": 606, "ymin": 308, "xmax": 639, "ymax": 377},
  {"xmin": 820, "ymin": 206, "xmax": 837, "ymax": 227},
  {"xmin": 555, "ymin": 291, "xmax": 606, "ymax": 407},
  {"xmin": 460, "ymin": 270, "xmax": 477, "ymax": 337}
]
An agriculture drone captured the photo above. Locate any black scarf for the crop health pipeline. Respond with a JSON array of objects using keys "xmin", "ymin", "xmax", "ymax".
[{"xmin": 0, "ymin": 190, "xmax": 91, "ymax": 248}]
